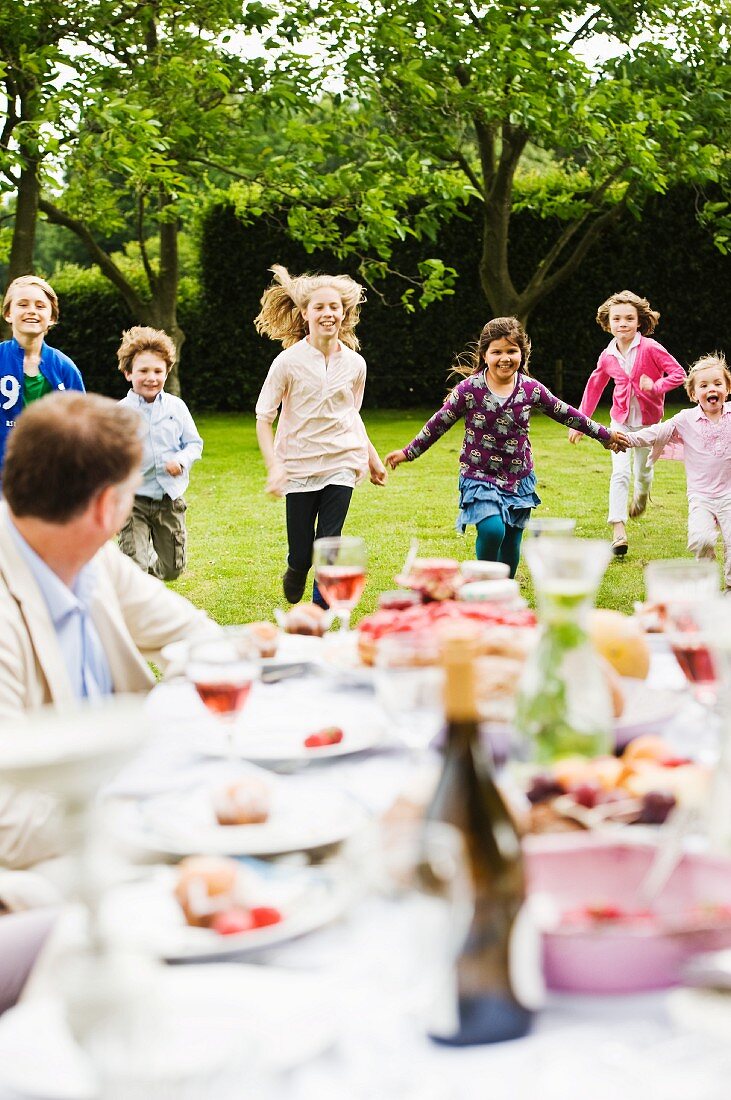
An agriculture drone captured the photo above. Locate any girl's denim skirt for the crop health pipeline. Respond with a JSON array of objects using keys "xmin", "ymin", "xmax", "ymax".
[{"xmin": 456, "ymin": 472, "xmax": 541, "ymax": 533}]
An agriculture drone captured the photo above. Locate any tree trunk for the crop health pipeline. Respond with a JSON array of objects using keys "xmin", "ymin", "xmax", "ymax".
[
  {"xmin": 6, "ymin": 157, "xmax": 40, "ymax": 284},
  {"xmin": 38, "ymin": 195, "xmax": 186, "ymax": 396}
]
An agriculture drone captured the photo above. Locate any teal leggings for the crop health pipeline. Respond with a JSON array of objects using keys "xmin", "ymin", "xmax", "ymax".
[{"xmin": 475, "ymin": 515, "xmax": 524, "ymax": 578}]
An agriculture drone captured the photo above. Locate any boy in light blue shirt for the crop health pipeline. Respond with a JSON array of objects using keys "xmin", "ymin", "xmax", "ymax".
[{"xmin": 117, "ymin": 326, "xmax": 203, "ymax": 579}]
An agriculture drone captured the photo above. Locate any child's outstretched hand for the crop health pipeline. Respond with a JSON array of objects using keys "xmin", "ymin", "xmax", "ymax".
[
  {"xmin": 567, "ymin": 429, "xmax": 584, "ymax": 445},
  {"xmin": 369, "ymin": 455, "xmax": 388, "ymax": 486},
  {"xmin": 606, "ymin": 431, "xmax": 630, "ymax": 453},
  {"xmin": 385, "ymin": 449, "xmax": 407, "ymax": 470}
]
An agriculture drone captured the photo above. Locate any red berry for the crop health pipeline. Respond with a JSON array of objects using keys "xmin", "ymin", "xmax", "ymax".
[
  {"xmin": 250, "ymin": 906, "xmax": 283, "ymax": 928},
  {"xmin": 570, "ymin": 782, "xmax": 601, "ymax": 809},
  {"xmin": 211, "ymin": 907, "xmax": 255, "ymax": 936},
  {"xmin": 304, "ymin": 726, "xmax": 344, "ymax": 748}
]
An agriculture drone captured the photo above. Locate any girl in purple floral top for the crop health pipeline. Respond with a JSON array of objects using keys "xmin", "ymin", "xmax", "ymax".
[{"xmin": 385, "ymin": 317, "xmax": 629, "ymax": 577}]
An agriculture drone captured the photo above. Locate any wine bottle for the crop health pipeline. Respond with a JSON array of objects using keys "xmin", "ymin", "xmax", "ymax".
[{"xmin": 426, "ymin": 630, "xmax": 541, "ymax": 1045}]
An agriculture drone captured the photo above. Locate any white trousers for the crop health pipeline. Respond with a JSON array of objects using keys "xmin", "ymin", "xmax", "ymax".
[
  {"xmin": 607, "ymin": 419, "xmax": 654, "ymax": 524},
  {"xmin": 687, "ymin": 492, "xmax": 731, "ymax": 589}
]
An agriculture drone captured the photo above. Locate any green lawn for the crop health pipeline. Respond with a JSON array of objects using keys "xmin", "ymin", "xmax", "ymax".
[{"xmin": 169, "ymin": 409, "xmax": 696, "ymax": 623}]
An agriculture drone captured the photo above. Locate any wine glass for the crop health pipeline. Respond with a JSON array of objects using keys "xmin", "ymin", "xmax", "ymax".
[
  {"xmin": 644, "ymin": 559, "xmax": 720, "ymax": 705},
  {"xmin": 373, "ymin": 633, "xmax": 445, "ymax": 758},
  {"xmin": 186, "ymin": 635, "xmax": 259, "ymax": 758},
  {"xmin": 312, "ymin": 535, "xmax": 368, "ymax": 632}
]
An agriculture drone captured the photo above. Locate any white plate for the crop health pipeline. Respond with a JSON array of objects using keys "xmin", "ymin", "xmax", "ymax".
[
  {"xmin": 116, "ymin": 782, "xmax": 369, "ymax": 857},
  {"xmin": 100, "ymin": 863, "xmax": 351, "ymax": 963},
  {"xmin": 193, "ymin": 714, "xmax": 385, "ymax": 766},
  {"xmin": 0, "ymin": 965, "xmax": 338, "ymax": 1099},
  {"xmin": 161, "ymin": 633, "xmax": 324, "ymax": 669}
]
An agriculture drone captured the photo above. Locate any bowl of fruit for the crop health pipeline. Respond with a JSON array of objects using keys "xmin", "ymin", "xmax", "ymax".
[{"xmin": 525, "ymin": 835, "xmax": 731, "ymax": 994}]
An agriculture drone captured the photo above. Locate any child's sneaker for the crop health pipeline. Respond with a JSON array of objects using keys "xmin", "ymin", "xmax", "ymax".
[{"xmin": 282, "ymin": 566, "xmax": 308, "ymax": 604}]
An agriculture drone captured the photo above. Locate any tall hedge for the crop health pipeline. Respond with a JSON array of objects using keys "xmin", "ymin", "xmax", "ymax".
[{"xmin": 49, "ymin": 187, "xmax": 729, "ymax": 410}]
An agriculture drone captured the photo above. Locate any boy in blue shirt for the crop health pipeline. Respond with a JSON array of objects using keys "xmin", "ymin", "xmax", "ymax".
[
  {"xmin": 117, "ymin": 326, "xmax": 203, "ymax": 580},
  {"xmin": 0, "ymin": 275, "xmax": 85, "ymax": 476}
]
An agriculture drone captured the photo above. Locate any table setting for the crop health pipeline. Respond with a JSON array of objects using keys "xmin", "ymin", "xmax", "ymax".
[{"xmin": 2, "ymin": 534, "xmax": 731, "ymax": 1099}]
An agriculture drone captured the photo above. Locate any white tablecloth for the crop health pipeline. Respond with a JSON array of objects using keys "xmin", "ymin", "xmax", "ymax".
[{"xmin": 4, "ymin": 637, "xmax": 730, "ymax": 1099}]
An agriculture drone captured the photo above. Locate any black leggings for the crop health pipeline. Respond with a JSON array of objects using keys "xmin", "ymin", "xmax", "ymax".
[{"xmin": 285, "ymin": 484, "xmax": 353, "ymax": 574}]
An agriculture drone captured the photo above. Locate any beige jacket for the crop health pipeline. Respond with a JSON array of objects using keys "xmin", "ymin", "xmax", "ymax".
[{"xmin": 0, "ymin": 503, "xmax": 218, "ymax": 866}]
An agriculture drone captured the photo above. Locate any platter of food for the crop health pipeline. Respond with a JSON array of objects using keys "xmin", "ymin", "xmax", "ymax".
[
  {"xmin": 523, "ymin": 734, "xmax": 710, "ymax": 836},
  {"xmin": 114, "ymin": 775, "xmax": 370, "ymax": 857},
  {"xmin": 100, "ymin": 856, "xmax": 352, "ymax": 963}
]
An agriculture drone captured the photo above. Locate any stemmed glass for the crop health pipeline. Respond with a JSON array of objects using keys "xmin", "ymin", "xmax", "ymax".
[
  {"xmin": 644, "ymin": 559, "xmax": 720, "ymax": 705},
  {"xmin": 312, "ymin": 535, "xmax": 368, "ymax": 632},
  {"xmin": 186, "ymin": 634, "xmax": 259, "ymax": 758},
  {"xmin": 373, "ymin": 633, "xmax": 445, "ymax": 758}
]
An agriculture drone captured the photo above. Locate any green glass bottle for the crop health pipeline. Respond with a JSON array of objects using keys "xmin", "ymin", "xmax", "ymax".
[{"xmin": 427, "ymin": 632, "xmax": 541, "ymax": 1045}]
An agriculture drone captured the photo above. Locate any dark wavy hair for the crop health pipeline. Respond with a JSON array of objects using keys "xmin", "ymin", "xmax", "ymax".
[{"xmin": 450, "ymin": 316, "xmax": 532, "ymax": 380}]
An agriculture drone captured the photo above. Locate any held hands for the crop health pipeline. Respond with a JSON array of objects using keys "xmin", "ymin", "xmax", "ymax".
[
  {"xmin": 639, "ymin": 374, "xmax": 654, "ymax": 393},
  {"xmin": 606, "ymin": 430, "xmax": 631, "ymax": 453},
  {"xmin": 385, "ymin": 449, "xmax": 407, "ymax": 470},
  {"xmin": 567, "ymin": 428, "xmax": 584, "ymax": 445},
  {"xmin": 265, "ymin": 461, "xmax": 289, "ymax": 497},
  {"xmin": 165, "ymin": 460, "xmax": 184, "ymax": 476}
]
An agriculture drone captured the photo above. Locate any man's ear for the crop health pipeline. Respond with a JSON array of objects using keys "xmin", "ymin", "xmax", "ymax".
[{"xmin": 92, "ymin": 484, "xmax": 117, "ymax": 530}]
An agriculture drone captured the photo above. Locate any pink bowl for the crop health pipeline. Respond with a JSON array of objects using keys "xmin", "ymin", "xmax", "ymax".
[{"xmin": 525, "ymin": 835, "xmax": 731, "ymax": 994}]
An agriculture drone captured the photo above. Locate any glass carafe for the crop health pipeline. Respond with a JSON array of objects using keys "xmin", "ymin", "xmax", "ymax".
[{"xmin": 515, "ymin": 537, "xmax": 613, "ymax": 762}]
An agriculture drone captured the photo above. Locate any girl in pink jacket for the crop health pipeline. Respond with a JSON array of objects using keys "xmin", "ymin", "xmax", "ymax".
[{"xmin": 568, "ymin": 290, "xmax": 686, "ymax": 556}]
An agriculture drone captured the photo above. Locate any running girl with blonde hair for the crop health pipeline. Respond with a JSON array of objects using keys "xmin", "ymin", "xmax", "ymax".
[
  {"xmin": 569, "ymin": 289, "xmax": 686, "ymax": 556},
  {"xmin": 255, "ymin": 265, "xmax": 387, "ymax": 606}
]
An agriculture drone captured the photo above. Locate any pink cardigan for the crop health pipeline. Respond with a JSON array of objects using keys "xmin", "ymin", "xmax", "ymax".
[{"xmin": 578, "ymin": 336, "xmax": 686, "ymax": 426}]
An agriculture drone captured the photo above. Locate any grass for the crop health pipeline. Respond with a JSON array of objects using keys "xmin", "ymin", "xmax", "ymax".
[{"xmin": 168, "ymin": 409, "xmax": 697, "ymax": 623}]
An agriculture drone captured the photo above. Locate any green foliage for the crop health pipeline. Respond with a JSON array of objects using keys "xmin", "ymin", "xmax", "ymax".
[{"xmin": 52, "ymin": 185, "xmax": 730, "ymax": 410}]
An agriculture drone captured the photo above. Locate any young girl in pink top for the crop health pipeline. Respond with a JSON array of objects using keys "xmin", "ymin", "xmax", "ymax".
[
  {"xmin": 255, "ymin": 266, "xmax": 387, "ymax": 607},
  {"xmin": 626, "ymin": 353, "xmax": 731, "ymax": 590},
  {"xmin": 568, "ymin": 290, "xmax": 686, "ymax": 556}
]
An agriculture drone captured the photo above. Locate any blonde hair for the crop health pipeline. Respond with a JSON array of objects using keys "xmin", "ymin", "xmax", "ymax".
[
  {"xmin": 2, "ymin": 275, "xmax": 59, "ymax": 324},
  {"xmin": 596, "ymin": 290, "xmax": 659, "ymax": 336},
  {"xmin": 254, "ymin": 265, "xmax": 365, "ymax": 350},
  {"xmin": 451, "ymin": 316, "xmax": 532, "ymax": 380},
  {"xmin": 116, "ymin": 326, "xmax": 176, "ymax": 375},
  {"xmin": 685, "ymin": 352, "xmax": 731, "ymax": 399}
]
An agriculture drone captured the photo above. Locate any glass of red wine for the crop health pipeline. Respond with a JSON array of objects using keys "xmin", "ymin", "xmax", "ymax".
[
  {"xmin": 312, "ymin": 535, "xmax": 368, "ymax": 632},
  {"xmin": 644, "ymin": 559, "xmax": 720, "ymax": 705},
  {"xmin": 186, "ymin": 634, "xmax": 259, "ymax": 757}
]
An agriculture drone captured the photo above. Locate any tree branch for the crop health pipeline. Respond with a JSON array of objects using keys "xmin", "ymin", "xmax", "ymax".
[
  {"xmin": 567, "ymin": 9, "xmax": 601, "ymax": 47},
  {"xmin": 522, "ymin": 198, "xmax": 628, "ymax": 311},
  {"xmin": 136, "ymin": 193, "xmax": 158, "ymax": 295},
  {"xmin": 38, "ymin": 196, "xmax": 146, "ymax": 316}
]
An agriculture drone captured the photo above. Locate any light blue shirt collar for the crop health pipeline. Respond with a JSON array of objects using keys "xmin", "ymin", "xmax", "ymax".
[{"xmin": 6, "ymin": 517, "xmax": 113, "ymax": 698}]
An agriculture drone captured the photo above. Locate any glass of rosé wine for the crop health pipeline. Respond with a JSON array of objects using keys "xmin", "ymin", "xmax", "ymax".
[
  {"xmin": 644, "ymin": 559, "xmax": 720, "ymax": 706},
  {"xmin": 186, "ymin": 634, "xmax": 259, "ymax": 756},
  {"xmin": 313, "ymin": 535, "xmax": 368, "ymax": 632}
]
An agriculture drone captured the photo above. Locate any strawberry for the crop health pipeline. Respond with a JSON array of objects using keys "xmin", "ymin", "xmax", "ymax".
[
  {"xmin": 304, "ymin": 726, "xmax": 344, "ymax": 748},
  {"xmin": 211, "ymin": 907, "xmax": 255, "ymax": 935},
  {"xmin": 250, "ymin": 906, "xmax": 283, "ymax": 928}
]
